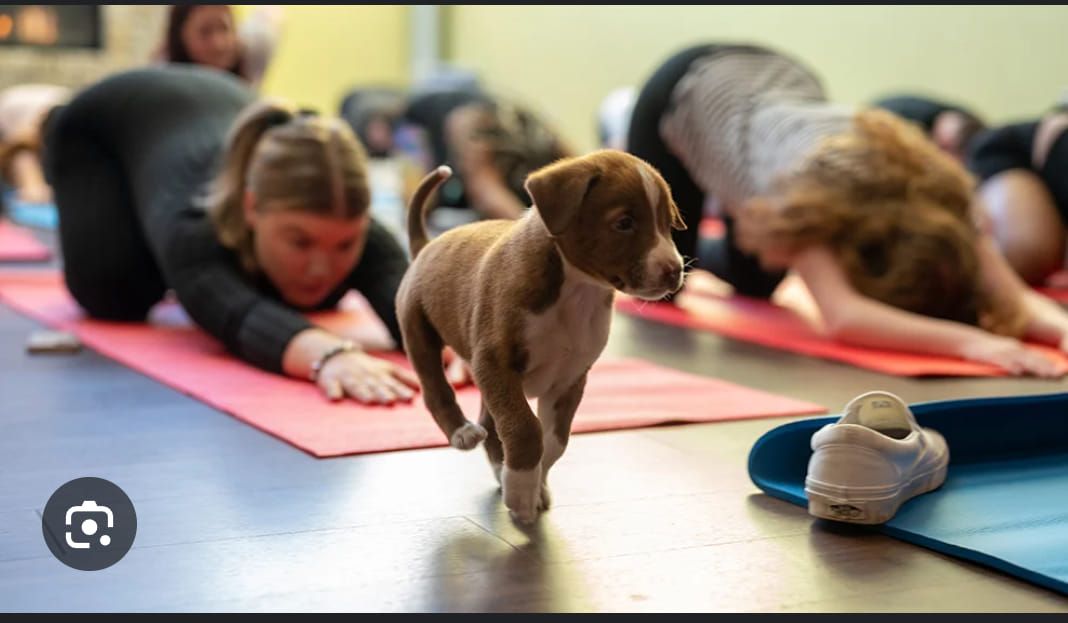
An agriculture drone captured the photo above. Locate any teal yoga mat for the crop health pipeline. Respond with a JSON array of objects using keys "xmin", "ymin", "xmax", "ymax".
[
  {"xmin": 4, "ymin": 191, "xmax": 58, "ymax": 230},
  {"xmin": 748, "ymin": 392, "xmax": 1068, "ymax": 596}
]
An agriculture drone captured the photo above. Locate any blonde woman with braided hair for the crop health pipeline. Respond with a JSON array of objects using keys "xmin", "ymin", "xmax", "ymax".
[
  {"xmin": 45, "ymin": 66, "xmax": 422, "ymax": 404},
  {"xmin": 628, "ymin": 43, "xmax": 1068, "ymax": 377}
]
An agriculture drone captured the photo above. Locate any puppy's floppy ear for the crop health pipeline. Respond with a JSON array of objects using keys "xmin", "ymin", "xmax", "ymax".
[
  {"xmin": 525, "ymin": 157, "xmax": 601, "ymax": 236},
  {"xmin": 668, "ymin": 197, "xmax": 687, "ymax": 232},
  {"xmin": 656, "ymin": 174, "xmax": 687, "ymax": 231}
]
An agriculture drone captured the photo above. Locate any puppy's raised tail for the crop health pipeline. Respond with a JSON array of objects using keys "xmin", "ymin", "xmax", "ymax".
[{"xmin": 407, "ymin": 165, "xmax": 452, "ymax": 259}]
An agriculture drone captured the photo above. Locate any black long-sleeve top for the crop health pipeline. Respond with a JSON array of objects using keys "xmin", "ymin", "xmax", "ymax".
[{"xmin": 45, "ymin": 66, "xmax": 407, "ymax": 373}]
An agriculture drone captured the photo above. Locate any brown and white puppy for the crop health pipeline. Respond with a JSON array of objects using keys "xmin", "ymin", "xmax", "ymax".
[{"xmin": 396, "ymin": 150, "xmax": 685, "ymax": 523}]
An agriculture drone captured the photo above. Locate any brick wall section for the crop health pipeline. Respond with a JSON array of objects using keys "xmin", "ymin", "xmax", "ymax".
[{"xmin": 0, "ymin": 6, "xmax": 167, "ymax": 90}]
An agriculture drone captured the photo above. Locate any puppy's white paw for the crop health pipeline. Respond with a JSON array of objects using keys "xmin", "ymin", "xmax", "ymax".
[
  {"xmin": 490, "ymin": 461, "xmax": 503, "ymax": 486},
  {"xmin": 502, "ymin": 464, "xmax": 542, "ymax": 525},
  {"xmin": 538, "ymin": 482, "xmax": 552, "ymax": 511},
  {"xmin": 450, "ymin": 422, "xmax": 487, "ymax": 450}
]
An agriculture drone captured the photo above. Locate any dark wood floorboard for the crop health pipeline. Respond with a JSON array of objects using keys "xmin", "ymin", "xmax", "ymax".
[{"xmin": 2, "ymin": 227, "xmax": 1067, "ymax": 612}]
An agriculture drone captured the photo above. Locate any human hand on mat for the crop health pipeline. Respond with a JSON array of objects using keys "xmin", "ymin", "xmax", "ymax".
[
  {"xmin": 442, "ymin": 346, "xmax": 474, "ymax": 388},
  {"xmin": 959, "ymin": 335, "xmax": 1067, "ymax": 378},
  {"xmin": 318, "ymin": 351, "xmax": 420, "ymax": 405}
]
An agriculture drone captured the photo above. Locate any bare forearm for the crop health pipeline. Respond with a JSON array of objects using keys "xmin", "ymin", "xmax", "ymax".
[
  {"xmin": 1021, "ymin": 290, "xmax": 1068, "ymax": 346},
  {"xmin": 793, "ymin": 237, "xmax": 1063, "ymax": 376},
  {"xmin": 795, "ymin": 245, "xmax": 992, "ymax": 358},
  {"xmin": 975, "ymin": 228, "xmax": 1068, "ymax": 346},
  {"xmin": 826, "ymin": 297, "xmax": 991, "ymax": 359}
]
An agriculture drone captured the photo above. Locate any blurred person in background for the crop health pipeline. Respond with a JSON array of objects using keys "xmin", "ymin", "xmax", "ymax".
[
  {"xmin": 969, "ymin": 103, "xmax": 1068, "ymax": 286},
  {"xmin": 873, "ymin": 93, "xmax": 987, "ymax": 163},
  {"xmin": 155, "ymin": 4, "xmax": 284, "ymax": 90},
  {"xmin": 0, "ymin": 83, "xmax": 70, "ymax": 206}
]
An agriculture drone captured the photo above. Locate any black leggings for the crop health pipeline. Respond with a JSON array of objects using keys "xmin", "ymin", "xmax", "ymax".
[
  {"xmin": 43, "ymin": 66, "xmax": 254, "ymax": 320},
  {"xmin": 626, "ymin": 43, "xmax": 786, "ymax": 299},
  {"xmin": 969, "ymin": 120, "xmax": 1068, "ymax": 224}
]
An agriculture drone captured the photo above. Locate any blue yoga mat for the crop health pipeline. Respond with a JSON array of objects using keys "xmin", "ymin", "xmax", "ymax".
[
  {"xmin": 748, "ymin": 392, "xmax": 1068, "ymax": 596},
  {"xmin": 5, "ymin": 197, "xmax": 58, "ymax": 230}
]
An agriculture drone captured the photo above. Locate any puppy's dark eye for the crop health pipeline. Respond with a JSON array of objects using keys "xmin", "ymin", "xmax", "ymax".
[{"xmin": 613, "ymin": 215, "xmax": 635, "ymax": 233}]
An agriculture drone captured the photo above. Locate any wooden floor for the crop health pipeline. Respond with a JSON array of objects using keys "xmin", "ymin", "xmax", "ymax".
[{"xmin": 2, "ymin": 229, "xmax": 1068, "ymax": 612}]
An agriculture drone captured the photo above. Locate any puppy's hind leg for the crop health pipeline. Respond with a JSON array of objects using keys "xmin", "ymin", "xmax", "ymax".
[{"xmin": 404, "ymin": 310, "xmax": 485, "ymax": 450}]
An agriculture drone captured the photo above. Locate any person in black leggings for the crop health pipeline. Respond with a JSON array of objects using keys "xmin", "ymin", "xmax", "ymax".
[
  {"xmin": 968, "ymin": 108, "xmax": 1068, "ymax": 285},
  {"xmin": 397, "ymin": 88, "xmax": 572, "ymax": 223},
  {"xmin": 43, "ymin": 65, "xmax": 419, "ymax": 405}
]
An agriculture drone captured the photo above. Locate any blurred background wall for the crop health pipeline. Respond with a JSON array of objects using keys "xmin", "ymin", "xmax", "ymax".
[
  {"xmin": 0, "ymin": 6, "xmax": 165, "ymax": 90},
  {"xmin": 2, "ymin": 5, "xmax": 1064, "ymax": 154},
  {"xmin": 444, "ymin": 5, "xmax": 1068, "ymax": 152},
  {"xmin": 235, "ymin": 4, "xmax": 411, "ymax": 114}
]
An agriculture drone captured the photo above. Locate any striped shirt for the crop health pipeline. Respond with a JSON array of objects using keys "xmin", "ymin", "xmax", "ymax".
[{"xmin": 659, "ymin": 49, "xmax": 855, "ymax": 208}]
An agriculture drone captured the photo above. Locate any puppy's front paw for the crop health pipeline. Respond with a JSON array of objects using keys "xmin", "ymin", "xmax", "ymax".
[
  {"xmin": 450, "ymin": 421, "xmax": 487, "ymax": 450},
  {"xmin": 502, "ymin": 464, "xmax": 542, "ymax": 525}
]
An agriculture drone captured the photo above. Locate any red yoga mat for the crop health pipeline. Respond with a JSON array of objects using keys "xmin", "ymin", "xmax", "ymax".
[
  {"xmin": 0, "ymin": 220, "xmax": 51, "ymax": 262},
  {"xmin": 0, "ymin": 271, "xmax": 827, "ymax": 458},
  {"xmin": 616, "ymin": 293, "xmax": 1068, "ymax": 378},
  {"xmin": 1037, "ymin": 288, "xmax": 1068, "ymax": 304},
  {"xmin": 699, "ymin": 217, "xmax": 725, "ymax": 240}
]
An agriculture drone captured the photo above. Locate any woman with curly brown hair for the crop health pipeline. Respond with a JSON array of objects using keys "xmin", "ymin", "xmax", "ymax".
[{"xmin": 627, "ymin": 43, "xmax": 1068, "ymax": 377}]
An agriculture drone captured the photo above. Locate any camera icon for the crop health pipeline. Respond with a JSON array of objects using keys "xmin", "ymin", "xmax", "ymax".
[
  {"xmin": 64, "ymin": 500, "xmax": 114, "ymax": 549},
  {"xmin": 44, "ymin": 478, "xmax": 135, "ymax": 570}
]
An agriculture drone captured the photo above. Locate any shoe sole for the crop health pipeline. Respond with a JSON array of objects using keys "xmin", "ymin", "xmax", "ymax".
[{"xmin": 804, "ymin": 461, "xmax": 948, "ymax": 525}]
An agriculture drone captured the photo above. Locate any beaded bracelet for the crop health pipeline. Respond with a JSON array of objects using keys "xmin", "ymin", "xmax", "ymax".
[{"xmin": 309, "ymin": 340, "xmax": 357, "ymax": 382}]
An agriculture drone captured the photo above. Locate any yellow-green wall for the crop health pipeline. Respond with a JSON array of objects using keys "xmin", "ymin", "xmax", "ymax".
[
  {"xmin": 235, "ymin": 5, "xmax": 410, "ymax": 114},
  {"xmin": 446, "ymin": 5, "xmax": 1068, "ymax": 152}
]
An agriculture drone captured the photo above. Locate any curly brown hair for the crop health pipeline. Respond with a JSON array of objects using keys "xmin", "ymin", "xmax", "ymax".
[{"xmin": 735, "ymin": 108, "xmax": 1026, "ymax": 337}]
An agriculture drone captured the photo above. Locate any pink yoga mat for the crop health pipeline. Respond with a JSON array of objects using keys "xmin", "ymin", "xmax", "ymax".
[
  {"xmin": 0, "ymin": 220, "xmax": 51, "ymax": 262},
  {"xmin": 0, "ymin": 271, "xmax": 826, "ymax": 457},
  {"xmin": 616, "ymin": 293, "xmax": 1068, "ymax": 378}
]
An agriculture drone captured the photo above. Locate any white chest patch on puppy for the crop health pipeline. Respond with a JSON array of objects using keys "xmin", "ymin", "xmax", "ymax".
[{"xmin": 521, "ymin": 262, "xmax": 612, "ymax": 399}]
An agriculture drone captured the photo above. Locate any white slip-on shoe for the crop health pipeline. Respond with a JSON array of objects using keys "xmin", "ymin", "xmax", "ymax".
[{"xmin": 805, "ymin": 391, "xmax": 949, "ymax": 525}]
